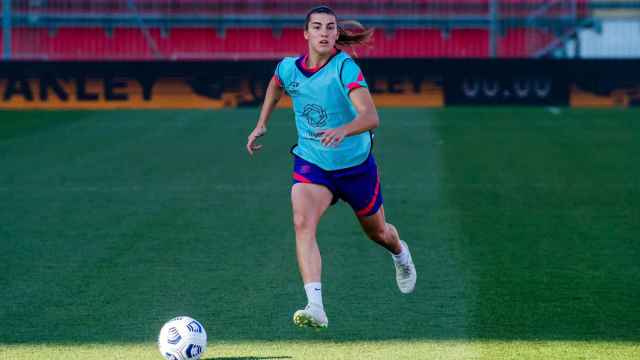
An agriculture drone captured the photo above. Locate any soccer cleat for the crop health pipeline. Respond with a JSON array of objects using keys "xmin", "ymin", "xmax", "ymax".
[
  {"xmin": 293, "ymin": 303, "xmax": 328, "ymax": 329},
  {"xmin": 394, "ymin": 240, "xmax": 417, "ymax": 294}
]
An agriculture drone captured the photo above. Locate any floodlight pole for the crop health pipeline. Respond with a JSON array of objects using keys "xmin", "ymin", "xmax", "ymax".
[{"xmin": 2, "ymin": 0, "xmax": 10, "ymax": 60}]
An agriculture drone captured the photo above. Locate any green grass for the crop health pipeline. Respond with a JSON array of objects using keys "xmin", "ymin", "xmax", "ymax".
[
  {"xmin": 1, "ymin": 341, "xmax": 639, "ymax": 360},
  {"xmin": 0, "ymin": 108, "xmax": 638, "ymax": 359}
]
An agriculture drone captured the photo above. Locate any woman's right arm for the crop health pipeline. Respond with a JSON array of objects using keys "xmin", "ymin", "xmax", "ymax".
[{"xmin": 246, "ymin": 77, "xmax": 284, "ymax": 155}]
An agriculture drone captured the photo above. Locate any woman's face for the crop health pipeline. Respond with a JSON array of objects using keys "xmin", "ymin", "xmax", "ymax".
[{"xmin": 304, "ymin": 13, "xmax": 338, "ymax": 56}]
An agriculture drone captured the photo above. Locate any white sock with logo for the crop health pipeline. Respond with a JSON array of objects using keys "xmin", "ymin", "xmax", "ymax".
[
  {"xmin": 391, "ymin": 241, "xmax": 410, "ymax": 265},
  {"xmin": 304, "ymin": 282, "xmax": 323, "ymax": 308}
]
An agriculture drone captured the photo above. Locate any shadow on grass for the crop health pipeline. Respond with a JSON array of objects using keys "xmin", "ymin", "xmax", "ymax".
[{"xmin": 203, "ymin": 357, "xmax": 292, "ymax": 360}]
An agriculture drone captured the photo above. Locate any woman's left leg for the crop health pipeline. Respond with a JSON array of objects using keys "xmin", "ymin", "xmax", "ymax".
[
  {"xmin": 337, "ymin": 155, "xmax": 417, "ymax": 293},
  {"xmin": 358, "ymin": 206, "xmax": 417, "ymax": 294},
  {"xmin": 357, "ymin": 205, "xmax": 402, "ymax": 254}
]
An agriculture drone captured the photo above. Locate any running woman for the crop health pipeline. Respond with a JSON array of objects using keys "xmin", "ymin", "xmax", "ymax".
[{"xmin": 246, "ymin": 5, "xmax": 417, "ymax": 329}]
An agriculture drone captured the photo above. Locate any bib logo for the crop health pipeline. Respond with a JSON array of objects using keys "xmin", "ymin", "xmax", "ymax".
[
  {"xmin": 285, "ymin": 81, "xmax": 300, "ymax": 96},
  {"xmin": 302, "ymin": 104, "xmax": 327, "ymax": 128}
]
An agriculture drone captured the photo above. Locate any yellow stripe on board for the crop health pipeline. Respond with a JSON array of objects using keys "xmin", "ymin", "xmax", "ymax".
[
  {"xmin": 3, "ymin": 77, "xmax": 640, "ymax": 109},
  {"xmin": 570, "ymin": 85, "xmax": 639, "ymax": 108},
  {"xmin": 0, "ymin": 78, "xmax": 225, "ymax": 109},
  {"xmin": 0, "ymin": 78, "xmax": 445, "ymax": 110}
]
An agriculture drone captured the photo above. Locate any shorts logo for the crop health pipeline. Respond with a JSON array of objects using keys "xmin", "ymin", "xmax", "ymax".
[
  {"xmin": 302, "ymin": 104, "xmax": 327, "ymax": 128},
  {"xmin": 300, "ymin": 165, "xmax": 311, "ymax": 174}
]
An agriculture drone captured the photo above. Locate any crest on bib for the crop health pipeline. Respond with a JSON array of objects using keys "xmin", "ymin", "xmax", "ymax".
[{"xmin": 302, "ymin": 104, "xmax": 327, "ymax": 128}]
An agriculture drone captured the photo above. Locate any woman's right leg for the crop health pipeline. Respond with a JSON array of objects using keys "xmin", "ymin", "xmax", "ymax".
[
  {"xmin": 291, "ymin": 182, "xmax": 333, "ymax": 328},
  {"xmin": 291, "ymin": 183, "xmax": 333, "ymax": 283}
]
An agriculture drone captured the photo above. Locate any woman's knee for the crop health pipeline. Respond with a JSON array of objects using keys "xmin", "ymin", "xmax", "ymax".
[{"xmin": 293, "ymin": 212, "xmax": 317, "ymax": 234}]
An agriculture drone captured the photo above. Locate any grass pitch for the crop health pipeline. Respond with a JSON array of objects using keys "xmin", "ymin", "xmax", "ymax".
[{"xmin": 0, "ymin": 108, "xmax": 638, "ymax": 359}]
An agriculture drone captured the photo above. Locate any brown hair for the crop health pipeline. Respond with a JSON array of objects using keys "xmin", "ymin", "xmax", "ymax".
[{"xmin": 304, "ymin": 6, "xmax": 374, "ymax": 47}]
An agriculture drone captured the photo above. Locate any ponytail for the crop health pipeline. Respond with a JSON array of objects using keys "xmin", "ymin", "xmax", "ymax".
[{"xmin": 336, "ymin": 20, "xmax": 374, "ymax": 47}]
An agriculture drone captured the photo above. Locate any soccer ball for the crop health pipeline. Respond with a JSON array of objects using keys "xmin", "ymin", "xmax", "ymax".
[{"xmin": 158, "ymin": 316, "xmax": 207, "ymax": 360}]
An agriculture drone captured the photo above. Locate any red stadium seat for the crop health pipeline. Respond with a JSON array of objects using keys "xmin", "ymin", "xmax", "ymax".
[
  {"xmin": 6, "ymin": 0, "xmax": 586, "ymax": 60},
  {"xmin": 498, "ymin": 27, "xmax": 556, "ymax": 57},
  {"xmin": 8, "ymin": 26, "xmax": 557, "ymax": 60}
]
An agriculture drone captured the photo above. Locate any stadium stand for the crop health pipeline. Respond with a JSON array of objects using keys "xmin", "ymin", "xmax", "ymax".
[{"xmin": 3, "ymin": 0, "xmax": 597, "ymax": 60}]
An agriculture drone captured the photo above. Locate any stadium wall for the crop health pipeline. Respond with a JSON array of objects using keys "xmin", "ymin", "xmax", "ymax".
[{"xmin": 0, "ymin": 59, "xmax": 638, "ymax": 109}]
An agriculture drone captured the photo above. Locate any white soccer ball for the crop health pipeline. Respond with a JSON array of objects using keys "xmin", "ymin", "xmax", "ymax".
[{"xmin": 158, "ymin": 316, "xmax": 207, "ymax": 360}]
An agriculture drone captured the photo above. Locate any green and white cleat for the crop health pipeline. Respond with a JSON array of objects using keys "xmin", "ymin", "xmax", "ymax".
[
  {"xmin": 293, "ymin": 303, "xmax": 328, "ymax": 329},
  {"xmin": 395, "ymin": 240, "xmax": 417, "ymax": 294}
]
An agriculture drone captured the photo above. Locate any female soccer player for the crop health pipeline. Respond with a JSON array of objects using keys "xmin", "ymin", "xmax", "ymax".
[{"xmin": 246, "ymin": 6, "xmax": 416, "ymax": 329}]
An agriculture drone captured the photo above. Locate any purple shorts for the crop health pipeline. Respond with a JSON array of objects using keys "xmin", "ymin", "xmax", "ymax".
[{"xmin": 292, "ymin": 154, "xmax": 383, "ymax": 217}]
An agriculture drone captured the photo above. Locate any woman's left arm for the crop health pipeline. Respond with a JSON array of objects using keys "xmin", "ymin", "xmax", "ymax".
[{"xmin": 318, "ymin": 87, "xmax": 379, "ymax": 147}]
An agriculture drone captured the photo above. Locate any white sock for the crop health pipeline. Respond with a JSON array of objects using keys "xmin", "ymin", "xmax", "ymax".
[
  {"xmin": 391, "ymin": 241, "xmax": 409, "ymax": 265},
  {"xmin": 304, "ymin": 282, "xmax": 323, "ymax": 308}
]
